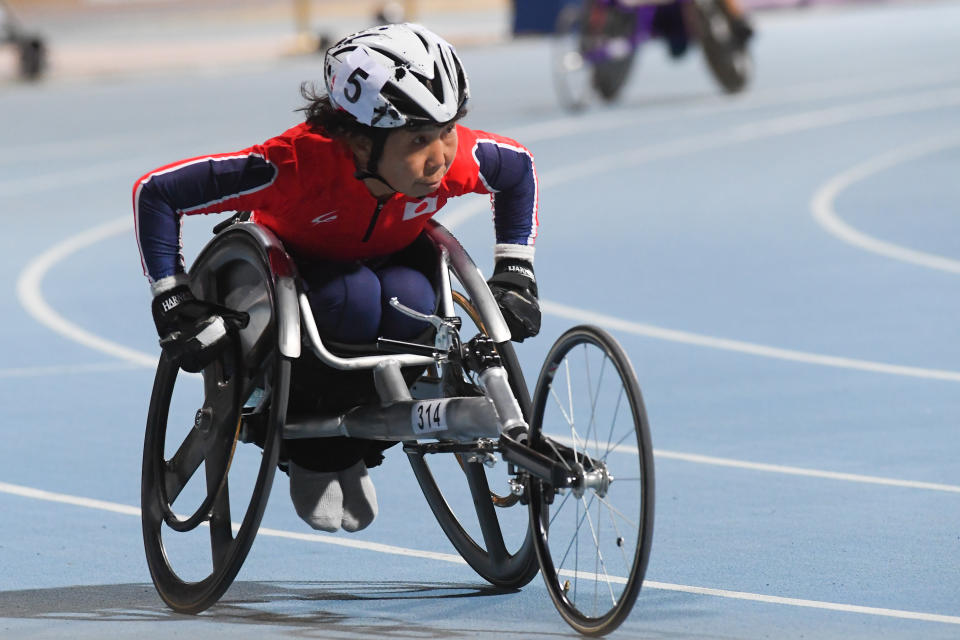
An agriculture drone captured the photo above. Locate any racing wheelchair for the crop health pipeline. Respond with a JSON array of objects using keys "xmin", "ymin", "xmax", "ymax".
[{"xmin": 141, "ymin": 218, "xmax": 655, "ymax": 636}]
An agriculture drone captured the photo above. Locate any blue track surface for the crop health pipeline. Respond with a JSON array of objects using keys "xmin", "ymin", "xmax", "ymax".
[{"xmin": 2, "ymin": 2, "xmax": 959, "ymax": 638}]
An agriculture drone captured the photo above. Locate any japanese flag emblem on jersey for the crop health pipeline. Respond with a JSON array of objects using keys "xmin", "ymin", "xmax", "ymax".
[{"xmin": 403, "ymin": 196, "xmax": 439, "ymax": 220}]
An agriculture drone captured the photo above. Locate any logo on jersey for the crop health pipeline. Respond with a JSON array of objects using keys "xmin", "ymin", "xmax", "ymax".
[
  {"xmin": 402, "ymin": 197, "xmax": 438, "ymax": 221},
  {"xmin": 312, "ymin": 210, "xmax": 338, "ymax": 224}
]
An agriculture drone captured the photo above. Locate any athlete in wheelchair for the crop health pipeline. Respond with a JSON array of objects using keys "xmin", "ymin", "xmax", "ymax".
[{"xmin": 133, "ymin": 23, "xmax": 654, "ymax": 636}]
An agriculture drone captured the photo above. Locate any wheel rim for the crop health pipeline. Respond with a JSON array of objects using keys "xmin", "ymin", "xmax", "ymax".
[
  {"xmin": 140, "ymin": 229, "xmax": 288, "ymax": 613},
  {"xmin": 694, "ymin": 0, "xmax": 752, "ymax": 92},
  {"xmin": 530, "ymin": 326, "xmax": 654, "ymax": 635},
  {"xmin": 552, "ymin": 4, "xmax": 594, "ymax": 110}
]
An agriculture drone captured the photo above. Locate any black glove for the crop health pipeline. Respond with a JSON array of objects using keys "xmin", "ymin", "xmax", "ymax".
[
  {"xmin": 486, "ymin": 258, "xmax": 541, "ymax": 343},
  {"xmin": 152, "ymin": 284, "xmax": 249, "ymax": 372}
]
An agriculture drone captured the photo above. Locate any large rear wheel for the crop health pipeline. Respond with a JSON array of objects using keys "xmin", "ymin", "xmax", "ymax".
[
  {"xmin": 141, "ymin": 228, "xmax": 290, "ymax": 613},
  {"xmin": 405, "ymin": 291, "xmax": 539, "ymax": 588},
  {"xmin": 552, "ymin": 0, "xmax": 639, "ymax": 109},
  {"xmin": 690, "ymin": 0, "xmax": 752, "ymax": 93}
]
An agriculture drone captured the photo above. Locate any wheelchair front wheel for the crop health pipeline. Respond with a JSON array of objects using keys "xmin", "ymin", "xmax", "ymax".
[{"xmin": 528, "ymin": 326, "xmax": 655, "ymax": 636}]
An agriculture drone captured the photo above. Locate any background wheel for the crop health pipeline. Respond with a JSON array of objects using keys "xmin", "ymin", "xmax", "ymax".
[
  {"xmin": 406, "ymin": 291, "xmax": 539, "ymax": 588},
  {"xmin": 552, "ymin": 3, "xmax": 594, "ymax": 111},
  {"xmin": 528, "ymin": 325, "xmax": 655, "ymax": 636},
  {"xmin": 141, "ymin": 228, "xmax": 290, "ymax": 613},
  {"xmin": 590, "ymin": 1, "xmax": 638, "ymax": 103},
  {"xmin": 17, "ymin": 36, "xmax": 47, "ymax": 81},
  {"xmin": 689, "ymin": 0, "xmax": 752, "ymax": 93},
  {"xmin": 552, "ymin": 0, "xmax": 638, "ymax": 109}
]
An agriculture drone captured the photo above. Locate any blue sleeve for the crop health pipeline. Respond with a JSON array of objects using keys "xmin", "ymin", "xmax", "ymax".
[
  {"xmin": 133, "ymin": 153, "xmax": 277, "ymax": 284},
  {"xmin": 473, "ymin": 140, "xmax": 539, "ymax": 249}
]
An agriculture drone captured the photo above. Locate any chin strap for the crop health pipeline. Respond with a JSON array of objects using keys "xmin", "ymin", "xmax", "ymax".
[{"xmin": 353, "ymin": 128, "xmax": 398, "ymax": 193}]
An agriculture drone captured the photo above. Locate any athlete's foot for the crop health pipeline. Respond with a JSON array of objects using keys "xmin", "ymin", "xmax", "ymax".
[
  {"xmin": 289, "ymin": 462, "xmax": 343, "ymax": 532},
  {"xmin": 338, "ymin": 460, "xmax": 378, "ymax": 532}
]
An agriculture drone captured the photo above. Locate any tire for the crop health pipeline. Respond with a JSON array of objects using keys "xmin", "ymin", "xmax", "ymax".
[
  {"xmin": 406, "ymin": 291, "xmax": 539, "ymax": 588},
  {"xmin": 141, "ymin": 228, "xmax": 290, "ymax": 613},
  {"xmin": 528, "ymin": 326, "xmax": 655, "ymax": 636},
  {"xmin": 552, "ymin": 0, "xmax": 639, "ymax": 109},
  {"xmin": 552, "ymin": 3, "xmax": 594, "ymax": 111},
  {"xmin": 18, "ymin": 36, "xmax": 46, "ymax": 81},
  {"xmin": 689, "ymin": 0, "xmax": 752, "ymax": 93},
  {"xmin": 590, "ymin": 2, "xmax": 638, "ymax": 102}
]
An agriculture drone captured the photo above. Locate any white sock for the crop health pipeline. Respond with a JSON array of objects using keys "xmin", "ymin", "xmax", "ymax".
[
  {"xmin": 338, "ymin": 460, "xmax": 378, "ymax": 532},
  {"xmin": 288, "ymin": 462, "xmax": 343, "ymax": 532}
]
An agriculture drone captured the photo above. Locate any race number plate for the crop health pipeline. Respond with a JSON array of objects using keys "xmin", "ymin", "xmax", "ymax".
[{"xmin": 411, "ymin": 400, "xmax": 448, "ymax": 434}]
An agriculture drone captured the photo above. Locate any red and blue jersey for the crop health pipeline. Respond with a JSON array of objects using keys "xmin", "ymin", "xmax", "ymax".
[{"xmin": 133, "ymin": 123, "xmax": 539, "ymax": 286}]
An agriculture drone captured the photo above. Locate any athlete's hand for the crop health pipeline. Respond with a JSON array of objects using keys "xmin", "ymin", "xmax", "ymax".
[
  {"xmin": 152, "ymin": 284, "xmax": 249, "ymax": 372},
  {"xmin": 486, "ymin": 259, "xmax": 540, "ymax": 342}
]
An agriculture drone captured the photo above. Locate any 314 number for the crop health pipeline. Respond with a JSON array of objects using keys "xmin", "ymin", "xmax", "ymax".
[{"xmin": 416, "ymin": 402, "xmax": 442, "ymax": 431}]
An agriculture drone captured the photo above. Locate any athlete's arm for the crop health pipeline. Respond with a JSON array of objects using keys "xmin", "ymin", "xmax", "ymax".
[
  {"xmin": 132, "ymin": 149, "xmax": 282, "ymax": 292},
  {"xmin": 459, "ymin": 127, "xmax": 541, "ymax": 340},
  {"xmin": 466, "ymin": 129, "xmax": 539, "ymax": 264}
]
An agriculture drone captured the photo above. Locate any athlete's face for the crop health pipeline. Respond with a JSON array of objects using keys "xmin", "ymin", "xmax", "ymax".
[{"xmin": 357, "ymin": 123, "xmax": 458, "ymax": 199}]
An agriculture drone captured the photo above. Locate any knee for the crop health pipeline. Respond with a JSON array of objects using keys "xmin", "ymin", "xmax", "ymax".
[
  {"xmin": 305, "ymin": 263, "xmax": 381, "ymax": 343},
  {"xmin": 378, "ymin": 266, "xmax": 436, "ymax": 340}
]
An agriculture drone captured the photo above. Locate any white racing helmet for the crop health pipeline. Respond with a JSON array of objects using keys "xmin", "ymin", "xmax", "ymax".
[{"xmin": 324, "ymin": 23, "xmax": 469, "ymax": 129}]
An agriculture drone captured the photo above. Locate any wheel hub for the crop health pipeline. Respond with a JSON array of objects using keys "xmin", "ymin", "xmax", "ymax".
[{"xmin": 570, "ymin": 460, "xmax": 613, "ymax": 499}]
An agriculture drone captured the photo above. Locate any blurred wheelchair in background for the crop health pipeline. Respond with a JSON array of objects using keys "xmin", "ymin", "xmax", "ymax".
[
  {"xmin": 141, "ymin": 218, "xmax": 655, "ymax": 636},
  {"xmin": 1, "ymin": 1, "xmax": 46, "ymax": 80},
  {"xmin": 553, "ymin": 0, "xmax": 754, "ymax": 110}
]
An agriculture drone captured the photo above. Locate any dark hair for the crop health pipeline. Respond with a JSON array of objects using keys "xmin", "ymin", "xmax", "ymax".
[{"xmin": 298, "ymin": 81, "xmax": 468, "ymax": 141}]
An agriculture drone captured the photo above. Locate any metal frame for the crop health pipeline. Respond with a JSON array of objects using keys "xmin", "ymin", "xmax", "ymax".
[{"xmin": 278, "ymin": 218, "xmax": 527, "ymax": 443}]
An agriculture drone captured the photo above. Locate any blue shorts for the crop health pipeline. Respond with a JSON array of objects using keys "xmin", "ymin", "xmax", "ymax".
[
  {"xmin": 300, "ymin": 245, "xmax": 437, "ymax": 344},
  {"xmin": 287, "ymin": 239, "xmax": 438, "ymax": 472}
]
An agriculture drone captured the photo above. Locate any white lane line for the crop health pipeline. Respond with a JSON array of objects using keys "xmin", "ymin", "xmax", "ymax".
[
  {"xmin": 811, "ymin": 134, "xmax": 960, "ymax": 273},
  {"xmin": 541, "ymin": 299, "xmax": 960, "ymax": 382},
  {"xmin": 0, "ymin": 127, "xmax": 199, "ymax": 167},
  {"xmin": 14, "ymin": 215, "xmax": 158, "ymax": 369},
  {"xmin": 0, "ymin": 362, "xmax": 143, "ymax": 378},
  {"xmin": 5, "ymin": 67, "xmax": 954, "ymax": 169},
  {"xmin": 654, "ymin": 450, "xmax": 960, "ymax": 493},
  {"xmin": 642, "ymin": 581, "xmax": 960, "ymax": 625},
  {"xmin": 18, "ymin": 214, "xmax": 960, "ymax": 382},
  {"xmin": 539, "ymin": 86, "xmax": 960, "ymax": 187},
  {"xmin": 255, "ymin": 525, "xmax": 468, "ymax": 565},
  {"xmin": 549, "ymin": 435, "xmax": 960, "ymax": 494},
  {"xmin": 0, "ymin": 158, "xmax": 157, "ymax": 199},
  {"xmin": 443, "ymin": 86, "xmax": 960, "ymax": 231},
  {"xmin": 1, "ymin": 480, "xmax": 957, "ymax": 625},
  {"xmin": 0, "ymin": 482, "xmax": 141, "ymax": 517},
  {"xmin": 506, "ymin": 67, "xmax": 960, "ymax": 144},
  {"xmin": 6, "ymin": 74, "xmax": 959, "ymax": 200}
]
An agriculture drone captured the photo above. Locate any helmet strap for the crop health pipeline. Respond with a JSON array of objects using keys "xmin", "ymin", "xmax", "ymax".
[{"xmin": 353, "ymin": 128, "xmax": 398, "ymax": 193}]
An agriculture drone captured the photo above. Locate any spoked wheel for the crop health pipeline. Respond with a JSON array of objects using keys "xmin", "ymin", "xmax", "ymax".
[
  {"xmin": 528, "ymin": 326, "xmax": 655, "ymax": 636},
  {"xmin": 552, "ymin": 3, "xmax": 593, "ymax": 111},
  {"xmin": 405, "ymin": 291, "xmax": 539, "ymax": 588},
  {"xmin": 17, "ymin": 36, "xmax": 47, "ymax": 81},
  {"xmin": 552, "ymin": 0, "xmax": 638, "ymax": 110},
  {"xmin": 141, "ymin": 227, "xmax": 291, "ymax": 613},
  {"xmin": 590, "ymin": 1, "xmax": 638, "ymax": 103},
  {"xmin": 689, "ymin": 0, "xmax": 752, "ymax": 93}
]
